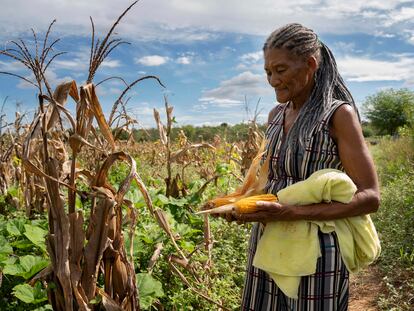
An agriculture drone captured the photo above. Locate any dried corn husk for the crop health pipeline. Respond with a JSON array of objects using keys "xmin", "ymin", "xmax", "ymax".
[{"xmin": 200, "ymin": 139, "xmax": 270, "ymax": 214}]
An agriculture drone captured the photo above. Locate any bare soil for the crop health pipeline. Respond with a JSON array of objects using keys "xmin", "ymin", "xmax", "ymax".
[{"xmin": 349, "ymin": 265, "xmax": 385, "ymax": 311}]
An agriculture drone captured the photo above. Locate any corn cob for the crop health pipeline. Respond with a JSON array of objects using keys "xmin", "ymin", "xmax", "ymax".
[
  {"xmin": 234, "ymin": 194, "xmax": 277, "ymax": 213},
  {"xmin": 197, "ymin": 194, "xmax": 277, "ymax": 215}
]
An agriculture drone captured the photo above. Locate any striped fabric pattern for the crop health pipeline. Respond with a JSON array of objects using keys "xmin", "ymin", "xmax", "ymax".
[{"xmin": 241, "ymin": 101, "xmax": 350, "ymax": 311}]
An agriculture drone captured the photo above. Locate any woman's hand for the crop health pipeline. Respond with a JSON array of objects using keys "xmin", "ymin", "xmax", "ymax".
[{"xmin": 232, "ymin": 201, "xmax": 287, "ymax": 223}]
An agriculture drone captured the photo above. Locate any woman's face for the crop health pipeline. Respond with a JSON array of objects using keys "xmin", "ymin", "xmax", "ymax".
[{"xmin": 264, "ymin": 48, "xmax": 317, "ymax": 106}]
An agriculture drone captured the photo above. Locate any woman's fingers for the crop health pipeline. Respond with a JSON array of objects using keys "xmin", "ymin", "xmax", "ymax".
[
  {"xmin": 255, "ymin": 200, "xmax": 280, "ymax": 210},
  {"xmin": 234, "ymin": 211, "xmax": 267, "ymax": 223},
  {"xmin": 224, "ymin": 211, "xmax": 235, "ymax": 222}
]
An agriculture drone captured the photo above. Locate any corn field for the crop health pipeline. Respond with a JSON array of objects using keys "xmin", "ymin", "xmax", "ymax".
[{"xmin": 0, "ymin": 2, "xmax": 263, "ymax": 310}]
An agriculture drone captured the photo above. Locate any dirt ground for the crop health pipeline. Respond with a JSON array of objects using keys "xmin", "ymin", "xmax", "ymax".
[{"xmin": 349, "ymin": 266, "xmax": 385, "ymax": 311}]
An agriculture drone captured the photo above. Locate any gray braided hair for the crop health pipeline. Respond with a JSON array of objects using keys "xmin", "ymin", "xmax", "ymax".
[{"xmin": 263, "ymin": 23, "xmax": 359, "ymax": 150}]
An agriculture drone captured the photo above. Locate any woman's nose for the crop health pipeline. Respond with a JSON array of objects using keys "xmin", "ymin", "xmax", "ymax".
[{"xmin": 269, "ymin": 75, "xmax": 280, "ymax": 88}]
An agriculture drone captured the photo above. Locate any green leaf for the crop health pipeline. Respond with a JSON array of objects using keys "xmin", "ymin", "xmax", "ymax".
[
  {"xmin": 125, "ymin": 188, "xmax": 143, "ymax": 203},
  {"xmin": 12, "ymin": 239, "xmax": 34, "ymax": 250},
  {"xmin": 136, "ymin": 273, "xmax": 164, "ymax": 309},
  {"xmin": 24, "ymin": 224, "xmax": 47, "ymax": 251},
  {"xmin": 3, "ymin": 255, "xmax": 49, "ymax": 279},
  {"xmin": 89, "ymin": 294, "xmax": 102, "ymax": 304},
  {"xmin": 2, "ymin": 256, "xmax": 17, "ymax": 266},
  {"xmin": 20, "ymin": 255, "xmax": 49, "ymax": 279},
  {"xmin": 3, "ymin": 262, "xmax": 25, "ymax": 276},
  {"xmin": 6, "ymin": 219, "xmax": 25, "ymax": 236},
  {"xmin": 168, "ymin": 197, "xmax": 188, "ymax": 207},
  {"xmin": 155, "ymin": 194, "xmax": 170, "ymax": 205},
  {"xmin": 215, "ymin": 163, "xmax": 230, "ymax": 174},
  {"xmin": 12, "ymin": 282, "xmax": 48, "ymax": 304},
  {"xmin": 0, "ymin": 235, "xmax": 13, "ymax": 255},
  {"xmin": 179, "ymin": 240, "xmax": 195, "ymax": 253}
]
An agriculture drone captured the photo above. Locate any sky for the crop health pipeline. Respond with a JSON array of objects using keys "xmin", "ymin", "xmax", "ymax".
[{"xmin": 0, "ymin": 0, "xmax": 413, "ymax": 128}]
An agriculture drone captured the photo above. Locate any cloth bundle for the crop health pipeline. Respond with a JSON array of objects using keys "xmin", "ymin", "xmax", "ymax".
[{"xmin": 252, "ymin": 169, "xmax": 381, "ymax": 299}]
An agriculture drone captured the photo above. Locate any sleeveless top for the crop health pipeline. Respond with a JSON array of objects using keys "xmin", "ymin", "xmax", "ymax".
[{"xmin": 264, "ymin": 100, "xmax": 347, "ymax": 194}]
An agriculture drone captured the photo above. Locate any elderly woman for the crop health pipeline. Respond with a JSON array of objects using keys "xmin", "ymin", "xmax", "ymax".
[{"xmin": 231, "ymin": 23, "xmax": 380, "ymax": 310}]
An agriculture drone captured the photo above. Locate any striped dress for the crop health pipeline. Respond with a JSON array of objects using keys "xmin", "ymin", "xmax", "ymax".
[{"xmin": 241, "ymin": 101, "xmax": 350, "ymax": 311}]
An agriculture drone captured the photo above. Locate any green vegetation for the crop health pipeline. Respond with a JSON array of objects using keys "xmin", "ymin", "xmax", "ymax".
[
  {"xmin": 363, "ymin": 88, "xmax": 414, "ymax": 136},
  {"xmin": 0, "ymin": 80, "xmax": 413, "ymax": 310},
  {"xmin": 132, "ymin": 123, "xmax": 267, "ymax": 143},
  {"xmin": 370, "ymin": 135, "xmax": 414, "ymax": 311},
  {"xmin": 362, "ymin": 88, "xmax": 414, "ymax": 310},
  {"xmin": 0, "ymin": 203, "xmax": 51, "ymax": 310},
  {"xmin": 0, "ymin": 155, "xmax": 250, "ymax": 310}
]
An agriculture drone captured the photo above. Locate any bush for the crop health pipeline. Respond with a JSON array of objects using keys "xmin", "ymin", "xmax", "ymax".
[
  {"xmin": 363, "ymin": 88, "xmax": 414, "ymax": 136},
  {"xmin": 370, "ymin": 136, "xmax": 414, "ymax": 310},
  {"xmin": 369, "ymin": 136, "xmax": 414, "ymax": 185}
]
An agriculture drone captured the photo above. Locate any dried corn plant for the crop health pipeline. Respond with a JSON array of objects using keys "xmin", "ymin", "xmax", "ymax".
[
  {"xmin": 0, "ymin": 98, "xmax": 15, "ymax": 194},
  {"xmin": 1, "ymin": 2, "xmax": 240, "ymax": 310},
  {"xmin": 0, "ymin": 99, "xmax": 27, "ymax": 207},
  {"xmin": 0, "ymin": 2, "xmax": 171, "ymax": 310},
  {"xmin": 153, "ymin": 97, "xmax": 215, "ymax": 197},
  {"xmin": 241, "ymin": 97, "xmax": 264, "ymax": 175}
]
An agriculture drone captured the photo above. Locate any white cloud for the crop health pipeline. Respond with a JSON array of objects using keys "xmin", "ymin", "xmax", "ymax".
[
  {"xmin": 48, "ymin": 47, "xmax": 122, "ymax": 73},
  {"xmin": 53, "ymin": 60, "xmax": 83, "ymax": 69},
  {"xmin": 236, "ymin": 51, "xmax": 264, "ymax": 72},
  {"xmin": 240, "ymin": 51, "xmax": 263, "ymax": 64},
  {"xmin": 373, "ymin": 31, "xmax": 396, "ymax": 38},
  {"xmin": 0, "ymin": 60, "xmax": 26, "ymax": 72},
  {"xmin": 176, "ymin": 56, "xmax": 191, "ymax": 65},
  {"xmin": 387, "ymin": 6, "xmax": 414, "ymax": 24},
  {"xmin": 95, "ymin": 86, "xmax": 122, "ymax": 97},
  {"xmin": 198, "ymin": 97, "xmax": 243, "ymax": 107},
  {"xmin": 135, "ymin": 55, "xmax": 170, "ymax": 66},
  {"xmin": 337, "ymin": 54, "xmax": 414, "ymax": 85},
  {"xmin": 203, "ymin": 71, "xmax": 267, "ymax": 97},
  {"xmin": 199, "ymin": 71, "xmax": 273, "ymax": 108},
  {"xmin": 101, "ymin": 59, "xmax": 121, "ymax": 68},
  {"xmin": 331, "ymin": 42, "xmax": 357, "ymax": 55},
  {"xmin": 128, "ymin": 103, "xmax": 170, "ymax": 127},
  {"xmin": 15, "ymin": 68, "xmax": 74, "ymax": 90},
  {"xmin": 0, "ymin": 0, "xmax": 412, "ymax": 43}
]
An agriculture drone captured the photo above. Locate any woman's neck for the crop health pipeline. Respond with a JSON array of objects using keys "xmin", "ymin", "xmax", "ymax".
[{"xmin": 290, "ymin": 77, "xmax": 315, "ymax": 110}]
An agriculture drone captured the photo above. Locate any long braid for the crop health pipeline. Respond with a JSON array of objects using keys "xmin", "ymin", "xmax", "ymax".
[{"xmin": 263, "ymin": 23, "xmax": 358, "ymax": 151}]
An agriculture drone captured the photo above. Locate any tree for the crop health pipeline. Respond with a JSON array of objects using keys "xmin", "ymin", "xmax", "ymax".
[{"xmin": 363, "ymin": 88, "xmax": 414, "ymax": 136}]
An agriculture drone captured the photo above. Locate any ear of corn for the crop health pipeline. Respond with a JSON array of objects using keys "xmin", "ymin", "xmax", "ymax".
[
  {"xmin": 197, "ymin": 194, "xmax": 277, "ymax": 215},
  {"xmin": 201, "ymin": 139, "xmax": 274, "ymax": 215},
  {"xmin": 234, "ymin": 194, "xmax": 277, "ymax": 213},
  {"xmin": 207, "ymin": 139, "xmax": 270, "ymax": 208},
  {"xmin": 210, "ymin": 194, "xmax": 241, "ymax": 207}
]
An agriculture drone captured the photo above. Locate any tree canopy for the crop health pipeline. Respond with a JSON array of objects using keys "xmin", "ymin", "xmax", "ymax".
[{"xmin": 363, "ymin": 88, "xmax": 414, "ymax": 136}]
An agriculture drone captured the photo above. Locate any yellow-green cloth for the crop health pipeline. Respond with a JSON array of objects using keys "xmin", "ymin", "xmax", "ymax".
[{"xmin": 252, "ymin": 169, "xmax": 381, "ymax": 299}]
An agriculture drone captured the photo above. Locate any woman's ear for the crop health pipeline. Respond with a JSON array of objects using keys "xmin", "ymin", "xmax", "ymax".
[{"xmin": 307, "ymin": 55, "xmax": 318, "ymax": 74}]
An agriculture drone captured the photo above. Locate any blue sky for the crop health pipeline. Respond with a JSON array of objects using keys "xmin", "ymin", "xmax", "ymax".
[{"xmin": 0, "ymin": 0, "xmax": 413, "ymax": 128}]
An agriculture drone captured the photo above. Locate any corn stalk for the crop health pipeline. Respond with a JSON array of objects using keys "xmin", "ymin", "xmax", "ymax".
[
  {"xmin": 0, "ymin": 2, "xmax": 168, "ymax": 310},
  {"xmin": 153, "ymin": 97, "xmax": 215, "ymax": 197},
  {"xmin": 1, "ymin": 2, "xmax": 236, "ymax": 310},
  {"xmin": 241, "ymin": 97, "xmax": 264, "ymax": 175}
]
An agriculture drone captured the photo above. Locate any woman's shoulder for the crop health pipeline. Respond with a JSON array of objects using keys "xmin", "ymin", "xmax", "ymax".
[
  {"xmin": 329, "ymin": 103, "xmax": 361, "ymax": 141},
  {"xmin": 323, "ymin": 100, "xmax": 359, "ymax": 125},
  {"xmin": 327, "ymin": 101, "xmax": 359, "ymax": 123}
]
